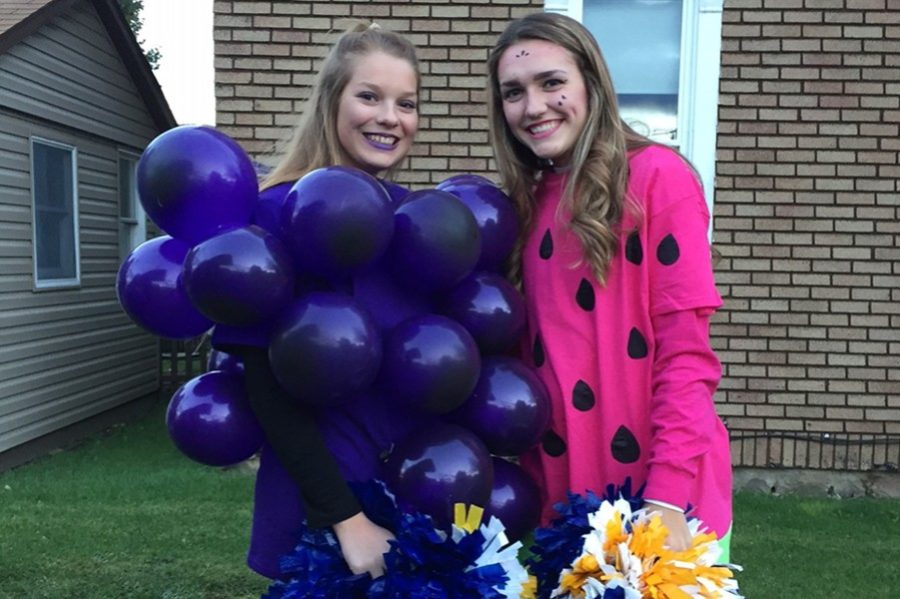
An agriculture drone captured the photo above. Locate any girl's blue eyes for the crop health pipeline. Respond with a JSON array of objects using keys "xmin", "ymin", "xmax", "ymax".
[{"xmin": 356, "ymin": 92, "xmax": 417, "ymax": 111}]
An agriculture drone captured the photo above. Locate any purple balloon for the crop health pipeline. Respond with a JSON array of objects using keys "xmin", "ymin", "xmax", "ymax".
[
  {"xmin": 137, "ymin": 125, "xmax": 257, "ymax": 244},
  {"xmin": 253, "ymin": 181, "xmax": 294, "ymax": 241},
  {"xmin": 165, "ymin": 371, "xmax": 264, "ymax": 467},
  {"xmin": 437, "ymin": 174, "xmax": 495, "ymax": 188},
  {"xmin": 352, "ymin": 260, "xmax": 432, "ymax": 332},
  {"xmin": 182, "ymin": 225, "xmax": 295, "ymax": 326},
  {"xmin": 207, "ymin": 349, "xmax": 245, "ymax": 375},
  {"xmin": 382, "ymin": 423, "xmax": 494, "ymax": 528},
  {"xmin": 282, "ymin": 166, "xmax": 394, "ymax": 278},
  {"xmin": 269, "ymin": 292, "xmax": 382, "ymax": 406},
  {"xmin": 450, "ymin": 356, "xmax": 551, "ymax": 456},
  {"xmin": 436, "ymin": 175, "xmax": 519, "ymax": 272},
  {"xmin": 116, "ymin": 236, "xmax": 213, "ymax": 339},
  {"xmin": 484, "ymin": 458, "xmax": 541, "ymax": 543},
  {"xmin": 382, "ymin": 314, "xmax": 481, "ymax": 414},
  {"xmin": 389, "ymin": 189, "xmax": 481, "ymax": 292},
  {"xmin": 441, "ymin": 271, "xmax": 526, "ymax": 355}
]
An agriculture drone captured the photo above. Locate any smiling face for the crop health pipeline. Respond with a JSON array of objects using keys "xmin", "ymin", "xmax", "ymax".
[
  {"xmin": 497, "ymin": 39, "xmax": 589, "ymax": 165},
  {"xmin": 336, "ymin": 51, "xmax": 419, "ymax": 175}
]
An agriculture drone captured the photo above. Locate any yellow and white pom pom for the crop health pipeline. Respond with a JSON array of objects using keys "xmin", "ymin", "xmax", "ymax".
[{"xmin": 551, "ymin": 501, "xmax": 742, "ymax": 599}]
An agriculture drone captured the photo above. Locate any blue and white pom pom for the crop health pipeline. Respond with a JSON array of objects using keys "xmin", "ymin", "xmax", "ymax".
[
  {"xmin": 374, "ymin": 504, "xmax": 529, "ymax": 598},
  {"xmin": 264, "ymin": 481, "xmax": 529, "ymax": 598}
]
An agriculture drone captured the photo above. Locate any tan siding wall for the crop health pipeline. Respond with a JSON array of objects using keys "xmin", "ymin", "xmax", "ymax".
[
  {"xmin": 213, "ymin": 0, "xmax": 544, "ymax": 188},
  {"xmin": 713, "ymin": 0, "xmax": 900, "ymax": 438},
  {"xmin": 0, "ymin": 1, "xmax": 159, "ymax": 149}
]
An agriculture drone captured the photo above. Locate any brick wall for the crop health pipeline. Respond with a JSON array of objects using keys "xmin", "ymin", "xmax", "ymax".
[
  {"xmin": 213, "ymin": 0, "xmax": 900, "ymax": 464},
  {"xmin": 713, "ymin": 0, "xmax": 900, "ymax": 443},
  {"xmin": 213, "ymin": 0, "xmax": 543, "ymax": 188}
]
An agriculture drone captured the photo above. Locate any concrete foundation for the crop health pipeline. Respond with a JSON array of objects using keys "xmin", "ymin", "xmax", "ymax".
[{"xmin": 734, "ymin": 467, "xmax": 900, "ymax": 499}]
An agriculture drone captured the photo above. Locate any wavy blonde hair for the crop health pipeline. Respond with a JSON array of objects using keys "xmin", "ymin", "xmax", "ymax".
[
  {"xmin": 487, "ymin": 12, "xmax": 652, "ymax": 287},
  {"xmin": 260, "ymin": 22, "xmax": 420, "ymax": 190}
]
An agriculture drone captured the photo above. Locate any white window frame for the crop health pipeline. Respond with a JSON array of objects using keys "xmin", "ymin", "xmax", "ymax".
[
  {"xmin": 30, "ymin": 137, "xmax": 81, "ymax": 290},
  {"xmin": 118, "ymin": 150, "xmax": 146, "ymax": 260},
  {"xmin": 545, "ymin": 0, "xmax": 724, "ymax": 216}
]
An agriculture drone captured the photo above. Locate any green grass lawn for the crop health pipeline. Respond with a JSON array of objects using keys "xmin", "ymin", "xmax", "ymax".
[
  {"xmin": 733, "ymin": 491, "xmax": 899, "ymax": 597},
  {"xmin": 1, "ymin": 398, "xmax": 898, "ymax": 598},
  {"xmin": 0, "ymin": 399, "xmax": 268, "ymax": 598}
]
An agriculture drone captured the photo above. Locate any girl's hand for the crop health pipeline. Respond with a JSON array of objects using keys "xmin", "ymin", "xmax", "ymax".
[
  {"xmin": 645, "ymin": 503, "xmax": 692, "ymax": 552},
  {"xmin": 332, "ymin": 512, "xmax": 394, "ymax": 577}
]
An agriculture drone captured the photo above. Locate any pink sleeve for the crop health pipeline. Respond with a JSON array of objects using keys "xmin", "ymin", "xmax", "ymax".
[
  {"xmin": 643, "ymin": 153, "xmax": 722, "ymax": 316},
  {"xmin": 642, "ymin": 308, "xmax": 722, "ymax": 509}
]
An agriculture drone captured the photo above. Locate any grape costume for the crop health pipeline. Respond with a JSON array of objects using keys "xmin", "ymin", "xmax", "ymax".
[{"xmin": 214, "ymin": 179, "xmax": 428, "ymax": 579}]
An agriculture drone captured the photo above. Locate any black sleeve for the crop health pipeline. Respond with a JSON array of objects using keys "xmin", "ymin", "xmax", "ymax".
[{"xmin": 232, "ymin": 345, "xmax": 362, "ymax": 529}]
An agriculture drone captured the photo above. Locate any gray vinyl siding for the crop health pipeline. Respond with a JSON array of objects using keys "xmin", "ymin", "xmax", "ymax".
[
  {"xmin": 0, "ymin": 110, "xmax": 160, "ymax": 452},
  {"xmin": 0, "ymin": 2, "xmax": 165, "ymax": 452},
  {"xmin": 0, "ymin": 1, "xmax": 158, "ymax": 149}
]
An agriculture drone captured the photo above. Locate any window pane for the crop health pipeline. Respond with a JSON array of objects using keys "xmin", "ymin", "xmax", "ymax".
[
  {"xmin": 34, "ymin": 143, "xmax": 73, "ymax": 210},
  {"xmin": 118, "ymin": 155, "xmax": 144, "ymax": 259},
  {"xmin": 33, "ymin": 141, "xmax": 77, "ymax": 281},
  {"xmin": 119, "ymin": 157, "xmax": 135, "ymax": 219},
  {"xmin": 583, "ymin": 0, "xmax": 683, "ymax": 143}
]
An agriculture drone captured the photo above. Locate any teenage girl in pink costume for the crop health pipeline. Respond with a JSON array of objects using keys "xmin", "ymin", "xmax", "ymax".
[{"xmin": 486, "ymin": 12, "xmax": 733, "ymax": 560}]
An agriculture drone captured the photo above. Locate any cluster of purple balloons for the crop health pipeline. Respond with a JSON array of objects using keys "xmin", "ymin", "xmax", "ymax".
[{"xmin": 116, "ymin": 125, "xmax": 549, "ymax": 540}]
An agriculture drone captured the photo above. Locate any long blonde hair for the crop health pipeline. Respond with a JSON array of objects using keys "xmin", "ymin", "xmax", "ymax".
[
  {"xmin": 487, "ymin": 12, "xmax": 651, "ymax": 287},
  {"xmin": 260, "ymin": 23, "xmax": 420, "ymax": 190}
]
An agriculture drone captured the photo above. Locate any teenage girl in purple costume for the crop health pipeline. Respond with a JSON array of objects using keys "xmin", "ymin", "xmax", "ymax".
[{"xmin": 213, "ymin": 23, "xmax": 424, "ymax": 580}]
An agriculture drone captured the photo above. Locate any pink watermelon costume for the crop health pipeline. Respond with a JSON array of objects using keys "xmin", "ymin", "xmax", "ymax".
[{"xmin": 518, "ymin": 145, "xmax": 733, "ymax": 552}]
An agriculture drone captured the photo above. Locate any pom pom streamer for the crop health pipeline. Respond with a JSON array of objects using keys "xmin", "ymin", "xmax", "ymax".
[
  {"xmin": 265, "ymin": 480, "xmax": 529, "ymax": 599},
  {"xmin": 528, "ymin": 481, "xmax": 741, "ymax": 599},
  {"xmin": 527, "ymin": 479, "xmax": 645, "ymax": 597}
]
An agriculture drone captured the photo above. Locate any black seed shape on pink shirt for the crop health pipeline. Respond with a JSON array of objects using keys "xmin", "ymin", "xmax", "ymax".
[
  {"xmin": 611, "ymin": 425, "xmax": 640, "ymax": 463},
  {"xmin": 576, "ymin": 278, "xmax": 595, "ymax": 311},
  {"xmin": 533, "ymin": 333, "xmax": 545, "ymax": 367},
  {"xmin": 542, "ymin": 430, "xmax": 567, "ymax": 457},
  {"xmin": 625, "ymin": 232, "xmax": 643, "ymax": 265},
  {"xmin": 627, "ymin": 327, "xmax": 648, "ymax": 359},
  {"xmin": 539, "ymin": 229, "xmax": 553, "ymax": 259},
  {"xmin": 657, "ymin": 234, "xmax": 680, "ymax": 266},
  {"xmin": 572, "ymin": 380, "xmax": 595, "ymax": 411}
]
